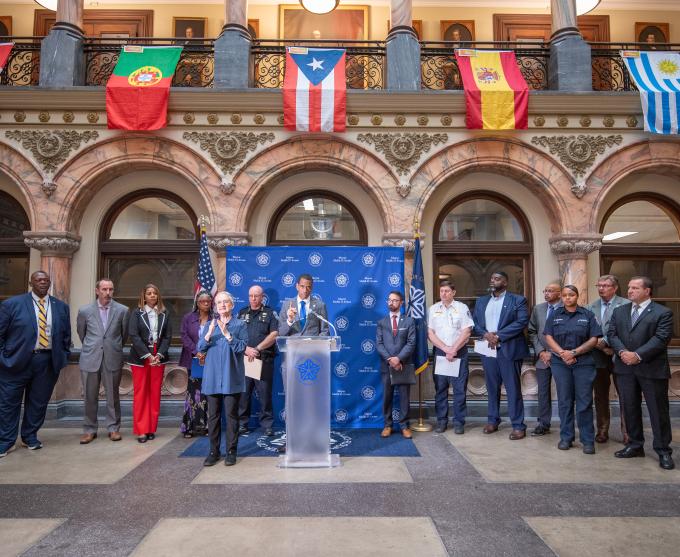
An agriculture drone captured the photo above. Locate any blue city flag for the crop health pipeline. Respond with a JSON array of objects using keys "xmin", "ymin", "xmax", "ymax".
[{"xmin": 406, "ymin": 236, "xmax": 429, "ymax": 374}]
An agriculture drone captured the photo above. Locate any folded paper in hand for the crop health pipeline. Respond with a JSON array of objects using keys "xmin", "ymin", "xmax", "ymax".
[
  {"xmin": 474, "ymin": 339, "xmax": 497, "ymax": 358},
  {"xmin": 435, "ymin": 356, "xmax": 461, "ymax": 377},
  {"xmin": 244, "ymin": 356, "xmax": 262, "ymax": 380}
]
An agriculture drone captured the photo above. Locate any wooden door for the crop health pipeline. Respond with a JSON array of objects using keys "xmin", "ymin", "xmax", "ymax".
[
  {"xmin": 34, "ymin": 10, "xmax": 153, "ymax": 37},
  {"xmin": 493, "ymin": 14, "xmax": 610, "ymax": 42}
]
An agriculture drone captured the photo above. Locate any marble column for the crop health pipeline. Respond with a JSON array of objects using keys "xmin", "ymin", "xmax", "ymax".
[
  {"xmin": 386, "ymin": 0, "xmax": 421, "ymax": 91},
  {"xmin": 39, "ymin": 0, "xmax": 86, "ymax": 87},
  {"xmin": 24, "ymin": 231, "xmax": 81, "ymax": 303},
  {"xmin": 214, "ymin": 0, "xmax": 252, "ymax": 88},
  {"xmin": 548, "ymin": 0, "xmax": 592, "ymax": 91},
  {"xmin": 549, "ymin": 233, "xmax": 602, "ymax": 305},
  {"xmin": 207, "ymin": 233, "xmax": 250, "ymax": 291}
]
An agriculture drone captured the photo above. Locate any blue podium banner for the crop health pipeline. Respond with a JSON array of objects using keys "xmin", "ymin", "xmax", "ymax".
[{"xmin": 225, "ymin": 246, "xmax": 405, "ymax": 428}]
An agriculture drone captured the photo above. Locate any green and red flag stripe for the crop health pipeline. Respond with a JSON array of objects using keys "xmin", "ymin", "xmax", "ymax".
[{"xmin": 0, "ymin": 43, "xmax": 14, "ymax": 75}]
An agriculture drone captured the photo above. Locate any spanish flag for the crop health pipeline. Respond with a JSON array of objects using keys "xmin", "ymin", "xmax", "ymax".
[{"xmin": 455, "ymin": 50, "xmax": 529, "ymax": 130}]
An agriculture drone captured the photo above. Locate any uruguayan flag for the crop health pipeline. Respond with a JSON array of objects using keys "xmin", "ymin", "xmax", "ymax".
[{"xmin": 621, "ymin": 51, "xmax": 680, "ymax": 134}]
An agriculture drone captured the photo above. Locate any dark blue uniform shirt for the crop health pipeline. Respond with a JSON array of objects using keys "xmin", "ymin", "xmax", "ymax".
[
  {"xmin": 237, "ymin": 305, "xmax": 278, "ymax": 360},
  {"xmin": 544, "ymin": 306, "xmax": 602, "ymax": 366}
]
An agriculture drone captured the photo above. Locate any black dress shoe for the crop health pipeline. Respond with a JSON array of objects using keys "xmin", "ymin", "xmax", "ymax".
[
  {"xmin": 146, "ymin": 433, "xmax": 155, "ymax": 440},
  {"xmin": 659, "ymin": 454, "xmax": 675, "ymax": 470},
  {"xmin": 224, "ymin": 451, "xmax": 237, "ymax": 466},
  {"xmin": 557, "ymin": 440, "xmax": 573, "ymax": 450},
  {"xmin": 238, "ymin": 425, "xmax": 249, "ymax": 435},
  {"xmin": 454, "ymin": 424, "xmax": 465, "ymax": 435},
  {"xmin": 615, "ymin": 446, "xmax": 645, "ymax": 459},
  {"xmin": 434, "ymin": 423, "xmax": 447, "ymax": 433},
  {"xmin": 137, "ymin": 436, "xmax": 148, "ymax": 444},
  {"xmin": 582, "ymin": 444, "xmax": 595, "ymax": 455},
  {"xmin": 531, "ymin": 425, "xmax": 550, "ymax": 436},
  {"xmin": 203, "ymin": 451, "xmax": 220, "ymax": 466}
]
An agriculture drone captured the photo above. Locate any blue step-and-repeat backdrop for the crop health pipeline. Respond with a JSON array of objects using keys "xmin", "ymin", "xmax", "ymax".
[{"xmin": 225, "ymin": 246, "xmax": 405, "ymax": 428}]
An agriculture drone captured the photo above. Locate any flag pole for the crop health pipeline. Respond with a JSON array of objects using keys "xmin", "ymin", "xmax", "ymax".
[{"xmin": 409, "ymin": 219, "xmax": 432, "ymax": 433}]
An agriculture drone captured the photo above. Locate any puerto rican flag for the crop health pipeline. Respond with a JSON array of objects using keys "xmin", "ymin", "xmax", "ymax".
[
  {"xmin": 0, "ymin": 43, "xmax": 13, "ymax": 75},
  {"xmin": 283, "ymin": 47, "xmax": 346, "ymax": 133}
]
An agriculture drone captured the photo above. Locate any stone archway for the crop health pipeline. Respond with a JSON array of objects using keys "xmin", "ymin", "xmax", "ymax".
[{"xmin": 0, "ymin": 142, "xmax": 42, "ymax": 229}]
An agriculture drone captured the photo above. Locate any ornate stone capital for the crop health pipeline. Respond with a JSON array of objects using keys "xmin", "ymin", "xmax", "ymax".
[
  {"xmin": 24, "ymin": 231, "xmax": 81, "ymax": 257},
  {"xmin": 5, "ymin": 130, "xmax": 99, "ymax": 174},
  {"xmin": 183, "ymin": 131, "xmax": 275, "ymax": 175},
  {"xmin": 357, "ymin": 132, "xmax": 448, "ymax": 176},
  {"xmin": 206, "ymin": 232, "xmax": 250, "ymax": 251},
  {"xmin": 531, "ymin": 135, "xmax": 623, "ymax": 186},
  {"xmin": 382, "ymin": 234, "xmax": 425, "ymax": 253},
  {"xmin": 549, "ymin": 233, "xmax": 602, "ymax": 258}
]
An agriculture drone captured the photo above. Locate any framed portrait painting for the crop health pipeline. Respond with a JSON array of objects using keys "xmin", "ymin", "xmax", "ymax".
[
  {"xmin": 173, "ymin": 17, "xmax": 207, "ymax": 40},
  {"xmin": 386, "ymin": 19, "xmax": 422, "ymax": 40},
  {"xmin": 280, "ymin": 4, "xmax": 368, "ymax": 41},
  {"xmin": 635, "ymin": 22, "xmax": 669, "ymax": 46},
  {"xmin": 0, "ymin": 16, "xmax": 12, "ymax": 36},
  {"xmin": 441, "ymin": 20, "xmax": 475, "ymax": 43},
  {"xmin": 248, "ymin": 19, "xmax": 259, "ymax": 39}
]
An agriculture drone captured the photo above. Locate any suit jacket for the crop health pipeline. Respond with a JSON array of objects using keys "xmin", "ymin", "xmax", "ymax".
[
  {"xmin": 127, "ymin": 308, "xmax": 172, "ymax": 366},
  {"xmin": 179, "ymin": 310, "xmax": 213, "ymax": 369},
  {"xmin": 278, "ymin": 297, "xmax": 329, "ymax": 336},
  {"xmin": 587, "ymin": 294, "xmax": 630, "ymax": 368},
  {"xmin": 528, "ymin": 301, "xmax": 561, "ymax": 369},
  {"xmin": 473, "ymin": 291, "xmax": 529, "ymax": 361},
  {"xmin": 607, "ymin": 300, "xmax": 673, "ymax": 380},
  {"xmin": 77, "ymin": 300, "xmax": 128, "ymax": 373},
  {"xmin": 0, "ymin": 292, "xmax": 71, "ymax": 374},
  {"xmin": 375, "ymin": 314, "xmax": 416, "ymax": 373}
]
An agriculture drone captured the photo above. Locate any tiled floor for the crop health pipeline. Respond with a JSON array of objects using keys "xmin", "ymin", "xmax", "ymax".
[{"xmin": 0, "ymin": 419, "xmax": 679, "ymax": 556}]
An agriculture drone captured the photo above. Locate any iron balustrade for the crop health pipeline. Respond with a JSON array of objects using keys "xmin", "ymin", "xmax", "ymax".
[
  {"xmin": 252, "ymin": 40, "xmax": 385, "ymax": 90},
  {"xmin": 420, "ymin": 42, "xmax": 550, "ymax": 91},
  {"xmin": 0, "ymin": 37, "xmax": 41, "ymax": 86}
]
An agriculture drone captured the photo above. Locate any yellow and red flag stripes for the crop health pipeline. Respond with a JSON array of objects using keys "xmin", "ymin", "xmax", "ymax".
[{"xmin": 454, "ymin": 50, "xmax": 529, "ymax": 130}]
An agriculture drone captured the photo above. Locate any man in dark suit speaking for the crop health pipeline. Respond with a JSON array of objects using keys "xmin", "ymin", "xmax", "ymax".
[
  {"xmin": 607, "ymin": 275, "xmax": 675, "ymax": 470},
  {"xmin": 278, "ymin": 274, "xmax": 329, "ymax": 337},
  {"xmin": 0, "ymin": 271, "xmax": 71, "ymax": 457}
]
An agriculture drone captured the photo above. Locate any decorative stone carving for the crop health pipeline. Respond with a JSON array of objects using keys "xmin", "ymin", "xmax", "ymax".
[
  {"xmin": 14, "ymin": 111, "xmax": 26, "ymax": 123},
  {"xmin": 220, "ymin": 179, "xmax": 236, "ymax": 195},
  {"xmin": 440, "ymin": 115, "xmax": 452, "ymax": 126},
  {"xmin": 579, "ymin": 116, "xmax": 591, "ymax": 128},
  {"xmin": 253, "ymin": 114, "xmax": 265, "ymax": 125},
  {"xmin": 396, "ymin": 182, "xmax": 411, "ymax": 198},
  {"xmin": 533, "ymin": 115, "xmax": 545, "ymax": 127},
  {"xmin": 5, "ymin": 129, "xmax": 100, "ymax": 173},
  {"xmin": 183, "ymin": 131, "xmax": 275, "ymax": 175},
  {"xmin": 626, "ymin": 115, "xmax": 638, "ymax": 128},
  {"xmin": 382, "ymin": 234, "xmax": 425, "ymax": 252},
  {"xmin": 549, "ymin": 234, "xmax": 603, "ymax": 257},
  {"xmin": 416, "ymin": 115, "xmax": 429, "ymax": 126},
  {"xmin": 370, "ymin": 114, "xmax": 383, "ymax": 126},
  {"xmin": 570, "ymin": 179, "xmax": 587, "ymax": 199},
  {"xmin": 62, "ymin": 111, "xmax": 75, "ymax": 124},
  {"xmin": 87, "ymin": 112, "xmax": 99, "ymax": 124},
  {"xmin": 231, "ymin": 114, "xmax": 242, "ymax": 125},
  {"xmin": 207, "ymin": 113, "xmax": 219, "ymax": 125},
  {"xmin": 347, "ymin": 114, "xmax": 359, "ymax": 126},
  {"xmin": 183, "ymin": 112, "xmax": 195, "ymax": 124},
  {"xmin": 23, "ymin": 231, "xmax": 82, "ymax": 256},
  {"xmin": 357, "ymin": 132, "xmax": 448, "ymax": 176},
  {"xmin": 557, "ymin": 116, "xmax": 569, "ymax": 128},
  {"xmin": 207, "ymin": 233, "xmax": 250, "ymax": 249},
  {"xmin": 39, "ymin": 111, "xmax": 50, "ymax": 123},
  {"xmin": 602, "ymin": 115, "xmax": 615, "ymax": 128},
  {"xmin": 394, "ymin": 114, "xmax": 406, "ymax": 126},
  {"xmin": 41, "ymin": 180, "xmax": 57, "ymax": 198},
  {"xmin": 277, "ymin": 115, "xmax": 285, "ymax": 125},
  {"xmin": 531, "ymin": 134, "xmax": 623, "ymax": 179}
]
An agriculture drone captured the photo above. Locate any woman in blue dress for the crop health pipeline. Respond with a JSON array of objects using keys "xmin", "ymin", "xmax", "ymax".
[{"xmin": 198, "ymin": 291, "xmax": 248, "ymax": 467}]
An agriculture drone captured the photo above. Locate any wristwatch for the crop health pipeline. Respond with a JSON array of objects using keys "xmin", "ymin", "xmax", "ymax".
[{"xmin": 570, "ymin": 350, "xmax": 578, "ymax": 357}]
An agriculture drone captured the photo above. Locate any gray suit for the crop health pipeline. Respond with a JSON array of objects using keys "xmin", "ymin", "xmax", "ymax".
[
  {"xmin": 587, "ymin": 294, "xmax": 630, "ymax": 438},
  {"xmin": 77, "ymin": 300, "xmax": 129, "ymax": 434},
  {"xmin": 278, "ymin": 297, "xmax": 329, "ymax": 337},
  {"xmin": 527, "ymin": 301, "xmax": 560, "ymax": 428}
]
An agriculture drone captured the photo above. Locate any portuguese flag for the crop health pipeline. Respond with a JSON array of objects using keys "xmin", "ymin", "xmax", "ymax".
[
  {"xmin": 0, "ymin": 43, "xmax": 13, "ymax": 75},
  {"xmin": 454, "ymin": 49, "xmax": 529, "ymax": 130},
  {"xmin": 106, "ymin": 46, "xmax": 182, "ymax": 131}
]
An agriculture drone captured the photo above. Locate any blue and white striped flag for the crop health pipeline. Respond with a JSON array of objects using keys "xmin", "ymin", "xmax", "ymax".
[{"xmin": 621, "ymin": 50, "xmax": 680, "ymax": 134}]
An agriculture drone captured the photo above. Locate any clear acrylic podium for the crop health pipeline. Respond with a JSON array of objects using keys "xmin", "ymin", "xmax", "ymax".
[{"xmin": 276, "ymin": 336, "xmax": 341, "ymax": 468}]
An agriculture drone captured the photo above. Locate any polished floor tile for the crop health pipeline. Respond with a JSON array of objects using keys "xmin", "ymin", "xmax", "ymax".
[
  {"xmin": 444, "ymin": 426, "xmax": 680, "ymax": 483},
  {"xmin": 192, "ymin": 456, "xmax": 414, "ymax": 484},
  {"xmin": 524, "ymin": 517, "xmax": 680, "ymax": 557},
  {"xmin": 0, "ymin": 519, "xmax": 64, "ymax": 557},
  {"xmin": 0, "ymin": 429, "xmax": 176, "ymax": 484},
  {"xmin": 131, "ymin": 517, "xmax": 447, "ymax": 557}
]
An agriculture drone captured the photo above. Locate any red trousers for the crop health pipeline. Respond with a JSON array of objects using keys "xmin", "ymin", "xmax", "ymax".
[{"xmin": 131, "ymin": 360, "xmax": 165, "ymax": 436}]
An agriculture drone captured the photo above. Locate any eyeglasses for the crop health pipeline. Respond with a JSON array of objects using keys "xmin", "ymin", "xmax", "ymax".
[{"xmin": 387, "ymin": 298, "xmax": 402, "ymax": 303}]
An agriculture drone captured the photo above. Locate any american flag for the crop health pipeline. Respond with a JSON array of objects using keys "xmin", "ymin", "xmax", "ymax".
[
  {"xmin": 195, "ymin": 226, "xmax": 217, "ymax": 297},
  {"xmin": 0, "ymin": 43, "xmax": 13, "ymax": 75},
  {"xmin": 283, "ymin": 47, "xmax": 346, "ymax": 133}
]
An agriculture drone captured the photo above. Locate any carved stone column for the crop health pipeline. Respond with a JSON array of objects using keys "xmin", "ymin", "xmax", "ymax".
[
  {"xmin": 24, "ymin": 231, "xmax": 81, "ymax": 303},
  {"xmin": 549, "ymin": 233, "xmax": 602, "ymax": 304},
  {"xmin": 214, "ymin": 0, "xmax": 252, "ymax": 88},
  {"xmin": 383, "ymin": 233, "xmax": 423, "ymax": 291},
  {"xmin": 548, "ymin": 0, "xmax": 592, "ymax": 91},
  {"xmin": 207, "ymin": 233, "xmax": 250, "ymax": 291},
  {"xmin": 39, "ymin": 0, "xmax": 86, "ymax": 87},
  {"xmin": 386, "ymin": 0, "xmax": 420, "ymax": 91}
]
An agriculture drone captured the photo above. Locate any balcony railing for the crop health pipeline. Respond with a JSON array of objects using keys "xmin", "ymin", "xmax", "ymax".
[
  {"xmin": 0, "ymin": 37, "xmax": 41, "ymax": 86},
  {"xmin": 252, "ymin": 40, "xmax": 385, "ymax": 90},
  {"xmin": 420, "ymin": 42, "xmax": 550, "ymax": 91}
]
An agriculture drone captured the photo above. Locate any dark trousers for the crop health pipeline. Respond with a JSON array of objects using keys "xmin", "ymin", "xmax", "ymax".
[
  {"xmin": 238, "ymin": 359, "xmax": 274, "ymax": 429},
  {"xmin": 381, "ymin": 371, "xmax": 410, "ymax": 428},
  {"xmin": 207, "ymin": 393, "xmax": 241, "ymax": 455},
  {"xmin": 433, "ymin": 350, "xmax": 469, "ymax": 426},
  {"xmin": 0, "ymin": 352, "xmax": 57, "ymax": 450},
  {"xmin": 483, "ymin": 356, "xmax": 525, "ymax": 430},
  {"xmin": 551, "ymin": 360, "xmax": 596, "ymax": 445},
  {"xmin": 616, "ymin": 372, "xmax": 672, "ymax": 456},
  {"xmin": 535, "ymin": 367, "xmax": 553, "ymax": 428},
  {"xmin": 593, "ymin": 362, "xmax": 627, "ymax": 437}
]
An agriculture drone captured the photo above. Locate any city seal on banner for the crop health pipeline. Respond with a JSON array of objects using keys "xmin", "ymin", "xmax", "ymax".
[{"xmin": 297, "ymin": 358, "xmax": 320, "ymax": 384}]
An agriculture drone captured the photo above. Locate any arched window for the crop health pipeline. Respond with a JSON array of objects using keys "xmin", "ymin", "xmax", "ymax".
[
  {"xmin": 600, "ymin": 193, "xmax": 680, "ymax": 343},
  {"xmin": 433, "ymin": 193, "xmax": 533, "ymax": 312},
  {"xmin": 268, "ymin": 192, "xmax": 367, "ymax": 245},
  {"xmin": 99, "ymin": 190, "xmax": 198, "ymax": 340},
  {"xmin": 0, "ymin": 191, "xmax": 30, "ymax": 302}
]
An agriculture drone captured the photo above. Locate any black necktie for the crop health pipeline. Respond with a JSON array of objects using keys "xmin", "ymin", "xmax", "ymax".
[{"xmin": 546, "ymin": 305, "xmax": 554, "ymax": 320}]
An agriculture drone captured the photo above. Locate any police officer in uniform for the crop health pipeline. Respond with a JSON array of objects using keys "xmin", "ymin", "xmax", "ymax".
[{"xmin": 237, "ymin": 285, "xmax": 278, "ymax": 436}]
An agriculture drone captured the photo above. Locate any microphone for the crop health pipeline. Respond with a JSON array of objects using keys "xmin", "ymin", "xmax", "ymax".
[{"xmin": 308, "ymin": 308, "xmax": 338, "ymax": 338}]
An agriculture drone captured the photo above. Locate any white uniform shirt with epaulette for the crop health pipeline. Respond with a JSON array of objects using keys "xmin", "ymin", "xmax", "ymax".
[{"xmin": 427, "ymin": 300, "xmax": 474, "ymax": 346}]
